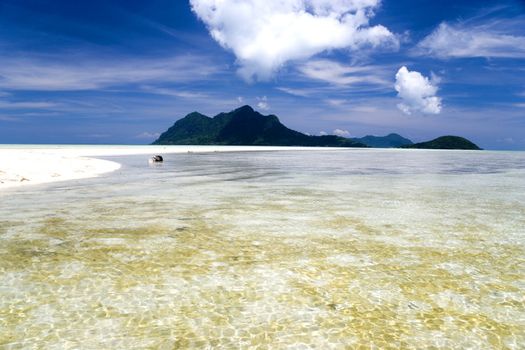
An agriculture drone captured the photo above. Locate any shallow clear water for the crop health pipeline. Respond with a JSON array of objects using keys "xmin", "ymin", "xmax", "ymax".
[{"xmin": 1, "ymin": 149, "xmax": 525, "ymax": 349}]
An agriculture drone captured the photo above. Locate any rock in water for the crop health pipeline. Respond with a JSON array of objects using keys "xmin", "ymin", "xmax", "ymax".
[{"xmin": 149, "ymin": 155, "xmax": 164, "ymax": 163}]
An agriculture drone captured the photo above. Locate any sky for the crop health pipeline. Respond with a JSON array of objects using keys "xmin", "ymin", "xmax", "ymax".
[{"xmin": 0, "ymin": 0, "xmax": 524, "ymax": 149}]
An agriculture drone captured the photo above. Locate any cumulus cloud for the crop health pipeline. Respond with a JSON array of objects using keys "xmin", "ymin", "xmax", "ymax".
[
  {"xmin": 319, "ymin": 131, "xmax": 328, "ymax": 136},
  {"xmin": 256, "ymin": 96, "xmax": 270, "ymax": 110},
  {"xmin": 415, "ymin": 22, "xmax": 525, "ymax": 59},
  {"xmin": 394, "ymin": 66, "xmax": 442, "ymax": 115},
  {"xmin": 333, "ymin": 129, "xmax": 351, "ymax": 137},
  {"xmin": 190, "ymin": 0, "xmax": 398, "ymax": 81}
]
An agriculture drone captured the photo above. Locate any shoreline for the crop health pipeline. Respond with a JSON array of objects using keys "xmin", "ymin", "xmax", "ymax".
[{"xmin": 0, "ymin": 145, "xmax": 351, "ymax": 190}]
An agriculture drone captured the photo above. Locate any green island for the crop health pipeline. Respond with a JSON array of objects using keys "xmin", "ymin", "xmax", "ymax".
[
  {"xmin": 153, "ymin": 105, "xmax": 365, "ymax": 148},
  {"xmin": 154, "ymin": 106, "xmax": 480, "ymax": 150},
  {"xmin": 403, "ymin": 136, "xmax": 482, "ymax": 150}
]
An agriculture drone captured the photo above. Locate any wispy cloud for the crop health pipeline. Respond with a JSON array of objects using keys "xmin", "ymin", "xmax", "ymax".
[
  {"xmin": 0, "ymin": 115, "xmax": 20, "ymax": 122},
  {"xmin": 276, "ymin": 87, "xmax": 318, "ymax": 97},
  {"xmin": 79, "ymin": 133, "xmax": 111, "ymax": 139},
  {"xmin": 298, "ymin": 60, "xmax": 391, "ymax": 87},
  {"xmin": 140, "ymin": 85, "xmax": 208, "ymax": 99},
  {"xmin": 122, "ymin": 11, "xmax": 214, "ymax": 48},
  {"xmin": 0, "ymin": 100, "xmax": 59, "ymax": 109},
  {"xmin": 415, "ymin": 18, "xmax": 525, "ymax": 59},
  {"xmin": 136, "ymin": 131, "xmax": 161, "ymax": 139},
  {"xmin": 0, "ymin": 54, "xmax": 221, "ymax": 91},
  {"xmin": 325, "ymin": 99, "xmax": 349, "ymax": 107}
]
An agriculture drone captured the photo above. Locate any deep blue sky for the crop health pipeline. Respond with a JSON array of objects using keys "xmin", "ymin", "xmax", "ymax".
[{"xmin": 0, "ymin": 0, "xmax": 524, "ymax": 149}]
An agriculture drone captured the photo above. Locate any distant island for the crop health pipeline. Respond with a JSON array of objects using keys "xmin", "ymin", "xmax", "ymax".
[
  {"xmin": 153, "ymin": 105, "xmax": 366, "ymax": 147},
  {"xmin": 153, "ymin": 106, "xmax": 480, "ymax": 150},
  {"xmin": 402, "ymin": 136, "xmax": 481, "ymax": 150},
  {"xmin": 353, "ymin": 133, "xmax": 413, "ymax": 148}
]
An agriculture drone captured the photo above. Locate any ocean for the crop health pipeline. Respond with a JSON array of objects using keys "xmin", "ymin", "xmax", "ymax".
[{"xmin": 1, "ymin": 148, "xmax": 524, "ymax": 349}]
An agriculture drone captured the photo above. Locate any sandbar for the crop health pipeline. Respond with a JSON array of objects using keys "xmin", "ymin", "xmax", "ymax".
[{"xmin": 0, "ymin": 145, "xmax": 346, "ymax": 190}]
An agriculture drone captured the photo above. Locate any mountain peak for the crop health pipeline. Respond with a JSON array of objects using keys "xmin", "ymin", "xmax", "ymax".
[
  {"xmin": 153, "ymin": 106, "xmax": 365, "ymax": 147},
  {"xmin": 152, "ymin": 107, "xmax": 480, "ymax": 150},
  {"xmin": 233, "ymin": 105, "xmax": 255, "ymax": 114},
  {"xmin": 185, "ymin": 111, "xmax": 209, "ymax": 118},
  {"xmin": 354, "ymin": 133, "xmax": 413, "ymax": 148}
]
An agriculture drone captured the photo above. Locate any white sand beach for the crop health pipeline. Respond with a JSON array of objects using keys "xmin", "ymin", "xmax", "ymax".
[{"xmin": 0, "ymin": 145, "xmax": 345, "ymax": 190}]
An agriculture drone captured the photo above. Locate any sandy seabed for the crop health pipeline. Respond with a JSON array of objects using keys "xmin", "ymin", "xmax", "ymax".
[{"xmin": 1, "ymin": 147, "xmax": 524, "ymax": 349}]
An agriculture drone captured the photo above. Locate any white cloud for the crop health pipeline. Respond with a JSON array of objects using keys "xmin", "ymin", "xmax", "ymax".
[
  {"xmin": 237, "ymin": 96, "xmax": 244, "ymax": 103},
  {"xmin": 136, "ymin": 132, "xmax": 161, "ymax": 139},
  {"xmin": 257, "ymin": 102, "xmax": 269, "ymax": 110},
  {"xmin": 276, "ymin": 87, "xmax": 313, "ymax": 97},
  {"xmin": 257, "ymin": 96, "xmax": 270, "ymax": 110},
  {"xmin": 298, "ymin": 60, "xmax": 389, "ymax": 86},
  {"xmin": 190, "ymin": 0, "xmax": 398, "ymax": 81},
  {"xmin": 81, "ymin": 134, "xmax": 111, "ymax": 139},
  {"xmin": 319, "ymin": 131, "xmax": 328, "ymax": 136},
  {"xmin": 140, "ymin": 86, "xmax": 207, "ymax": 99},
  {"xmin": 416, "ymin": 22, "xmax": 525, "ymax": 59},
  {"xmin": 325, "ymin": 99, "xmax": 348, "ymax": 106},
  {"xmin": 333, "ymin": 129, "xmax": 351, "ymax": 137},
  {"xmin": 0, "ymin": 100, "xmax": 59, "ymax": 109},
  {"xmin": 0, "ymin": 55, "xmax": 219, "ymax": 91},
  {"xmin": 351, "ymin": 105, "xmax": 379, "ymax": 113},
  {"xmin": 0, "ymin": 115, "xmax": 20, "ymax": 122},
  {"xmin": 394, "ymin": 66, "xmax": 442, "ymax": 115},
  {"xmin": 276, "ymin": 86, "xmax": 337, "ymax": 97}
]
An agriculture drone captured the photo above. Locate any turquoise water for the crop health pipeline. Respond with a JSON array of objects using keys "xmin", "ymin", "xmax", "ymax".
[{"xmin": 1, "ymin": 149, "xmax": 525, "ymax": 349}]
